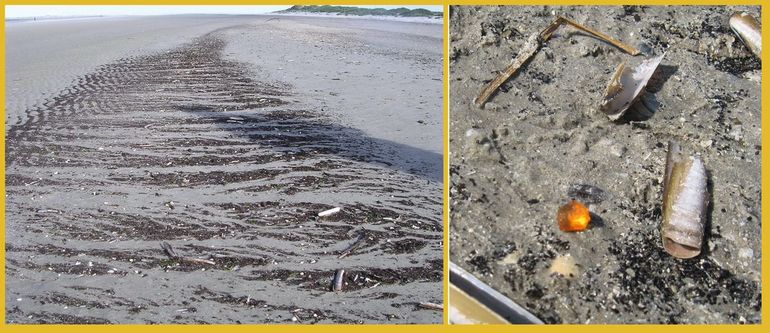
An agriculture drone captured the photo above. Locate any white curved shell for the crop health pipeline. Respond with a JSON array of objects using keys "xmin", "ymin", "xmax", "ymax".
[
  {"xmin": 600, "ymin": 54, "xmax": 665, "ymax": 121},
  {"xmin": 730, "ymin": 12, "xmax": 761, "ymax": 59}
]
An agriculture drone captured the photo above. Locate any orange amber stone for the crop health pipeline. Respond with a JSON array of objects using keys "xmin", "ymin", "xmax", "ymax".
[{"xmin": 557, "ymin": 200, "xmax": 591, "ymax": 232}]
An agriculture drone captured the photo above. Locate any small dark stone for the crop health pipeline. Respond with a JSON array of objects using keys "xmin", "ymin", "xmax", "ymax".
[
  {"xmin": 468, "ymin": 255, "xmax": 491, "ymax": 275},
  {"xmin": 567, "ymin": 184, "xmax": 607, "ymax": 204},
  {"xmin": 525, "ymin": 285, "xmax": 545, "ymax": 299}
]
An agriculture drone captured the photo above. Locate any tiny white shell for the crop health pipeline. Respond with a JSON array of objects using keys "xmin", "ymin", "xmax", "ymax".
[
  {"xmin": 318, "ymin": 207, "xmax": 341, "ymax": 217},
  {"xmin": 600, "ymin": 54, "xmax": 665, "ymax": 121}
]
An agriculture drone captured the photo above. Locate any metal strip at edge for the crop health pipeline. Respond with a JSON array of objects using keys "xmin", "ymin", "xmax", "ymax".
[{"xmin": 449, "ymin": 262, "xmax": 544, "ymax": 324}]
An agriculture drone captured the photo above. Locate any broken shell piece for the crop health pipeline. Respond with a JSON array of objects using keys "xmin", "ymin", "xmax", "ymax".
[
  {"xmin": 556, "ymin": 200, "xmax": 591, "ymax": 232},
  {"xmin": 730, "ymin": 12, "xmax": 761, "ymax": 59},
  {"xmin": 600, "ymin": 53, "xmax": 665, "ymax": 121},
  {"xmin": 548, "ymin": 254, "xmax": 578, "ymax": 278},
  {"xmin": 661, "ymin": 142, "xmax": 708, "ymax": 259}
]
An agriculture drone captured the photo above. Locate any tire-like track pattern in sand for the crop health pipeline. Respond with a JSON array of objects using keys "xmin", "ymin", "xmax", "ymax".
[{"xmin": 6, "ymin": 30, "xmax": 442, "ymax": 324}]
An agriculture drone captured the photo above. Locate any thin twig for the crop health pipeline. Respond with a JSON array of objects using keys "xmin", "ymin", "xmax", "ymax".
[
  {"xmin": 551, "ymin": 17, "xmax": 640, "ymax": 55},
  {"xmin": 474, "ymin": 33, "xmax": 541, "ymax": 108},
  {"xmin": 474, "ymin": 16, "xmax": 639, "ymax": 108}
]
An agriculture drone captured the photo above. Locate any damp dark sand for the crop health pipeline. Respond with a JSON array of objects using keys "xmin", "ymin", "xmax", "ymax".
[
  {"xmin": 6, "ymin": 15, "xmax": 442, "ymax": 324},
  {"xmin": 449, "ymin": 6, "xmax": 760, "ymax": 324}
]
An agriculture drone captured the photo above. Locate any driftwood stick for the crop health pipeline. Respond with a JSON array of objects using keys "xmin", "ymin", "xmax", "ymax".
[
  {"xmin": 474, "ymin": 33, "xmax": 541, "ymax": 108},
  {"xmin": 474, "ymin": 16, "xmax": 639, "ymax": 108},
  {"xmin": 553, "ymin": 17, "xmax": 640, "ymax": 55}
]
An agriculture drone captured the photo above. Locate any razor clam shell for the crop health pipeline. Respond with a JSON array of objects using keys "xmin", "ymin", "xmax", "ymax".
[
  {"xmin": 730, "ymin": 12, "xmax": 761, "ymax": 59},
  {"xmin": 600, "ymin": 53, "xmax": 665, "ymax": 121},
  {"xmin": 661, "ymin": 142, "xmax": 708, "ymax": 259},
  {"xmin": 332, "ymin": 269, "xmax": 345, "ymax": 292}
]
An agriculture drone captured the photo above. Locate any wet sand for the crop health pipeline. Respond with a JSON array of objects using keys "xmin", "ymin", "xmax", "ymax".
[
  {"xmin": 6, "ymin": 15, "xmax": 442, "ymax": 324},
  {"xmin": 449, "ymin": 6, "xmax": 760, "ymax": 324}
]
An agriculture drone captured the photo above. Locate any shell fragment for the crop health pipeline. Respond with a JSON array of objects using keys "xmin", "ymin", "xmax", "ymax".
[
  {"xmin": 730, "ymin": 12, "xmax": 761, "ymax": 59},
  {"xmin": 318, "ymin": 207, "xmax": 341, "ymax": 217},
  {"xmin": 600, "ymin": 53, "xmax": 665, "ymax": 121}
]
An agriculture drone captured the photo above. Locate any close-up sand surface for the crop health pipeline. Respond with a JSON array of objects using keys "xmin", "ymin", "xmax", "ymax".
[
  {"xmin": 449, "ymin": 6, "xmax": 760, "ymax": 324},
  {"xmin": 6, "ymin": 15, "xmax": 442, "ymax": 324}
]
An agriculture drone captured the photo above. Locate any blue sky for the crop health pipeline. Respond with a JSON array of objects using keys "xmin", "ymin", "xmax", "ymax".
[{"xmin": 5, "ymin": 5, "xmax": 443, "ymax": 18}]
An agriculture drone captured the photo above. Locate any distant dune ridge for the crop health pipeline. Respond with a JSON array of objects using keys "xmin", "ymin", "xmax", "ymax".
[{"xmin": 280, "ymin": 5, "xmax": 442, "ymax": 18}]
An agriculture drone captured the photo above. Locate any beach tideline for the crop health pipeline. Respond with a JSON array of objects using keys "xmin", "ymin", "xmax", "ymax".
[{"xmin": 5, "ymin": 12, "xmax": 443, "ymax": 324}]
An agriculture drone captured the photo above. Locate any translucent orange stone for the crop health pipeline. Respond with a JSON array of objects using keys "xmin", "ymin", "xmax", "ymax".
[{"xmin": 557, "ymin": 200, "xmax": 591, "ymax": 232}]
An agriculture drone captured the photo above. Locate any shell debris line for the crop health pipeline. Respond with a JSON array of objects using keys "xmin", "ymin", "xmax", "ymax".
[
  {"xmin": 5, "ymin": 15, "xmax": 444, "ymax": 324},
  {"xmin": 556, "ymin": 200, "xmax": 591, "ymax": 232}
]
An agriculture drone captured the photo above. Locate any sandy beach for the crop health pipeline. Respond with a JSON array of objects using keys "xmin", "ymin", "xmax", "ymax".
[
  {"xmin": 449, "ymin": 6, "xmax": 760, "ymax": 324},
  {"xmin": 6, "ymin": 14, "xmax": 442, "ymax": 324}
]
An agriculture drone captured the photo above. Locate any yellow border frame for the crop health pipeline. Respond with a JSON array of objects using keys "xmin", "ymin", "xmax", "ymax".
[
  {"xmin": 1, "ymin": 1, "xmax": 767, "ymax": 331},
  {"xmin": 443, "ymin": 2, "xmax": 450, "ymax": 325}
]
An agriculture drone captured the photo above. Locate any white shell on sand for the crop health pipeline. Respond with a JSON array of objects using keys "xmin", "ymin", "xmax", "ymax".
[
  {"xmin": 729, "ymin": 12, "xmax": 761, "ymax": 58},
  {"xmin": 600, "ymin": 53, "xmax": 665, "ymax": 121},
  {"xmin": 318, "ymin": 207, "xmax": 341, "ymax": 217}
]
